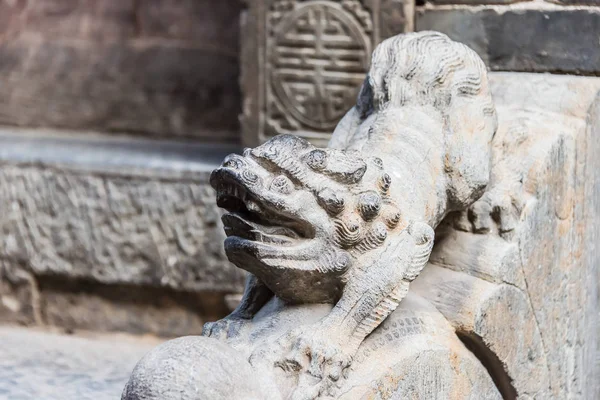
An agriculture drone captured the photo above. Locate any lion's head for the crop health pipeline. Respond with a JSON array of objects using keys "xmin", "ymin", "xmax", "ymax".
[{"xmin": 210, "ymin": 134, "xmax": 403, "ymax": 303}]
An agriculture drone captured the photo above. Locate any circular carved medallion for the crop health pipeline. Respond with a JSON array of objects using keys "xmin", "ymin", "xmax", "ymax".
[{"xmin": 271, "ymin": 1, "xmax": 371, "ymax": 131}]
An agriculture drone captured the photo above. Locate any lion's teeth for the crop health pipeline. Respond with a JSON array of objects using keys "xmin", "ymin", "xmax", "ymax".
[
  {"xmin": 251, "ymin": 230, "xmax": 263, "ymax": 242},
  {"xmin": 246, "ymin": 201, "xmax": 261, "ymax": 214},
  {"xmin": 222, "ymin": 184, "xmax": 246, "ymax": 200}
]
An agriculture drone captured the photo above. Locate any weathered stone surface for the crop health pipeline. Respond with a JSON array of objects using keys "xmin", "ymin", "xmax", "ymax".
[
  {"xmin": 125, "ymin": 42, "xmax": 600, "ymax": 399},
  {"xmin": 428, "ymin": 227, "xmax": 525, "ymax": 289},
  {"xmin": 241, "ymin": 0, "xmax": 414, "ymax": 147},
  {"xmin": 0, "ymin": 129, "xmax": 243, "ymax": 292},
  {"xmin": 0, "ymin": 326, "xmax": 160, "ymax": 400},
  {"xmin": 0, "ymin": 129, "xmax": 245, "ymax": 335},
  {"xmin": 492, "ymin": 73, "xmax": 600, "ymax": 399},
  {"xmin": 0, "ymin": 0, "xmax": 242, "ymax": 141},
  {"xmin": 429, "ymin": 72, "xmax": 600, "ymax": 398},
  {"xmin": 588, "ymin": 93, "xmax": 600, "ymax": 400},
  {"xmin": 416, "ymin": 6, "xmax": 600, "ymax": 74},
  {"xmin": 413, "ymin": 265, "xmax": 549, "ymax": 398},
  {"xmin": 0, "ymin": 164, "xmax": 232, "ymax": 289}
]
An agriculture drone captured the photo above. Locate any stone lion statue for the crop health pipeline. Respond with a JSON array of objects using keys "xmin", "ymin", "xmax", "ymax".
[
  {"xmin": 204, "ymin": 31, "xmax": 496, "ymax": 397},
  {"xmin": 123, "ymin": 31, "xmax": 500, "ymax": 399},
  {"xmin": 123, "ymin": 30, "xmax": 599, "ymax": 399}
]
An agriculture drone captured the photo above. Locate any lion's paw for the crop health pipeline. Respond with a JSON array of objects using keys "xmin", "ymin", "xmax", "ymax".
[
  {"xmin": 453, "ymin": 184, "xmax": 530, "ymax": 239},
  {"xmin": 201, "ymin": 316, "xmax": 246, "ymax": 340},
  {"xmin": 273, "ymin": 327, "xmax": 353, "ymax": 400}
]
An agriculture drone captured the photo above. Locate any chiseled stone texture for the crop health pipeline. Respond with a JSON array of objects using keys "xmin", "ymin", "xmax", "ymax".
[
  {"xmin": 0, "ymin": 129, "xmax": 245, "ymax": 336},
  {"xmin": 0, "ymin": 326, "xmax": 160, "ymax": 400},
  {"xmin": 0, "ymin": 0, "xmax": 241, "ymax": 141},
  {"xmin": 416, "ymin": 6, "xmax": 600, "ymax": 74},
  {"xmin": 0, "ymin": 165, "xmax": 240, "ymax": 290},
  {"xmin": 1, "ymin": 167, "xmax": 225, "ymax": 286}
]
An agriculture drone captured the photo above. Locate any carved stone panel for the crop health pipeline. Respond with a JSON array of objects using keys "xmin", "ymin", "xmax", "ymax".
[{"xmin": 241, "ymin": 0, "xmax": 414, "ymax": 147}]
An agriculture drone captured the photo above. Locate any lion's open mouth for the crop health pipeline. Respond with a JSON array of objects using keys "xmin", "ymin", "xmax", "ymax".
[{"xmin": 216, "ymin": 182, "xmax": 311, "ymax": 246}]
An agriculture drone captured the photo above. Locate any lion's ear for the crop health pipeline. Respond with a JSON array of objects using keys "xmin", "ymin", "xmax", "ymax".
[
  {"xmin": 404, "ymin": 222, "xmax": 435, "ymax": 282},
  {"xmin": 329, "ymin": 106, "xmax": 362, "ymax": 150}
]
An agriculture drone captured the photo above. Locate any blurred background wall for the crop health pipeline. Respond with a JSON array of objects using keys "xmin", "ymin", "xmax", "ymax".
[
  {"xmin": 0, "ymin": 0, "xmax": 246, "ymax": 338},
  {"xmin": 0, "ymin": 0, "xmax": 242, "ymax": 140},
  {"xmin": 0, "ymin": 0, "xmax": 597, "ymax": 338}
]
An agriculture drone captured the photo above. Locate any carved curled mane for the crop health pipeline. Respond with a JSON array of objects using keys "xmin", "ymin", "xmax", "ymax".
[
  {"xmin": 358, "ymin": 31, "xmax": 494, "ymax": 121},
  {"xmin": 337, "ymin": 31, "xmax": 498, "ymax": 212}
]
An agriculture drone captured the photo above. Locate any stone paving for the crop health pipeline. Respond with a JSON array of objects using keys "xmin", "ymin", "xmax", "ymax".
[{"xmin": 0, "ymin": 326, "xmax": 162, "ymax": 400}]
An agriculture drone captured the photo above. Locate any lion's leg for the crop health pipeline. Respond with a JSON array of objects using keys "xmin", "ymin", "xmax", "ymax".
[
  {"xmin": 319, "ymin": 256, "xmax": 411, "ymax": 347},
  {"xmin": 276, "ymin": 260, "xmax": 408, "ymax": 400},
  {"xmin": 322, "ymin": 222, "xmax": 434, "ymax": 345},
  {"xmin": 231, "ymin": 273, "xmax": 274, "ymax": 319},
  {"xmin": 202, "ymin": 274, "xmax": 273, "ymax": 339},
  {"xmin": 278, "ymin": 223, "xmax": 434, "ymax": 398}
]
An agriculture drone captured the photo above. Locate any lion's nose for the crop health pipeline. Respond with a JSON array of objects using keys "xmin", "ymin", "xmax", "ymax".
[
  {"xmin": 222, "ymin": 154, "xmax": 246, "ymax": 170},
  {"xmin": 214, "ymin": 153, "xmax": 263, "ymax": 189}
]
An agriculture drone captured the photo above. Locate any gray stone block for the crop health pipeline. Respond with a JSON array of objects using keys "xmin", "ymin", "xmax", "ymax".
[
  {"xmin": 426, "ymin": 0, "xmax": 523, "ymax": 4},
  {"xmin": 416, "ymin": 6, "xmax": 600, "ymax": 74},
  {"xmin": 0, "ymin": 128, "xmax": 246, "ymax": 335}
]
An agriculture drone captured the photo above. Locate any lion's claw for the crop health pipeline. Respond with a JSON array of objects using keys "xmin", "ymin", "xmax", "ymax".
[
  {"xmin": 454, "ymin": 184, "xmax": 528, "ymax": 240},
  {"xmin": 271, "ymin": 327, "xmax": 354, "ymax": 399},
  {"xmin": 201, "ymin": 316, "xmax": 246, "ymax": 340}
]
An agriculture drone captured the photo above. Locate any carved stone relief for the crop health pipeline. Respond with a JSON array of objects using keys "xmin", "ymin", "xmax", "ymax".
[
  {"xmin": 241, "ymin": 0, "xmax": 414, "ymax": 147},
  {"xmin": 269, "ymin": 2, "xmax": 371, "ymax": 132}
]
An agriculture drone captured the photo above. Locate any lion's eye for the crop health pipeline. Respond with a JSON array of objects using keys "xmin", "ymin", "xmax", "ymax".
[{"xmin": 270, "ymin": 175, "xmax": 293, "ymax": 194}]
